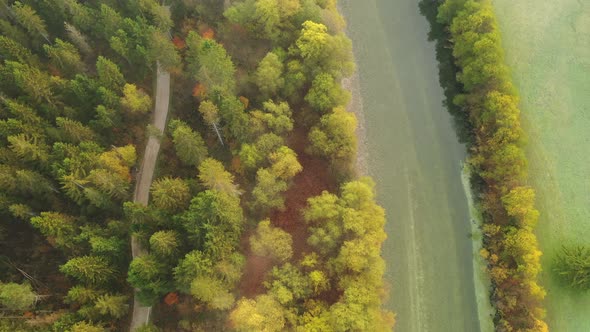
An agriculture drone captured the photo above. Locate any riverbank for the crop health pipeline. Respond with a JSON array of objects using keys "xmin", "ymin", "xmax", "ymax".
[{"xmin": 461, "ymin": 165, "xmax": 495, "ymax": 332}]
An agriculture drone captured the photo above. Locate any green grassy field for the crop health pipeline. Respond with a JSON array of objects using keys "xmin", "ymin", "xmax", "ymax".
[{"xmin": 492, "ymin": 0, "xmax": 590, "ymax": 330}]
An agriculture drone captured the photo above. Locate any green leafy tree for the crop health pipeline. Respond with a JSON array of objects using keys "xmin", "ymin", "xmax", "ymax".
[
  {"xmin": 150, "ymin": 177, "xmax": 191, "ymax": 212},
  {"xmin": 250, "ymin": 220, "xmax": 293, "ymax": 263},
  {"xmin": 269, "ymin": 146, "xmax": 302, "ymax": 181},
  {"xmin": 250, "ymin": 100, "xmax": 293, "ymax": 136},
  {"xmin": 168, "ymin": 120, "xmax": 208, "ymax": 167},
  {"xmin": 264, "ymin": 263, "xmax": 311, "ymax": 305},
  {"xmin": 282, "ymin": 59, "xmax": 306, "ymax": 102},
  {"xmin": 295, "ymin": 20, "xmax": 354, "ymax": 78},
  {"xmin": 296, "ymin": 21, "xmax": 329, "ymax": 63},
  {"xmin": 198, "ymin": 158, "xmax": 240, "ymax": 196},
  {"xmin": 230, "ymin": 295, "xmax": 286, "ymax": 332},
  {"xmin": 96, "ymin": 56, "xmax": 125, "ymax": 92},
  {"xmin": 255, "ymin": 52, "xmax": 284, "ymax": 96},
  {"xmin": 308, "ymin": 106, "xmax": 357, "ymax": 165},
  {"xmin": 225, "ymin": 0, "xmax": 295, "ymax": 41},
  {"xmin": 121, "ymin": 84, "xmax": 152, "ymax": 113},
  {"xmin": 0, "ymin": 282, "xmax": 36, "ymax": 310},
  {"xmin": 190, "ymin": 276, "xmax": 235, "ymax": 310},
  {"xmin": 554, "ymin": 245, "xmax": 590, "ymax": 289},
  {"xmin": 238, "ymin": 143, "xmax": 263, "ymax": 171},
  {"xmin": 305, "ymin": 73, "xmax": 349, "ymax": 112},
  {"xmin": 252, "ymin": 168, "xmax": 287, "ymax": 212},
  {"xmin": 60, "ymin": 256, "xmax": 115, "ymax": 285}
]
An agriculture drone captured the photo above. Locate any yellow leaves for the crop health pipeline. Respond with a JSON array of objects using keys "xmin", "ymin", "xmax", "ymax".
[
  {"xmin": 98, "ymin": 145, "xmax": 136, "ymax": 182},
  {"xmin": 479, "ymin": 248, "xmax": 490, "ymax": 259},
  {"xmin": 502, "ymin": 186, "xmax": 539, "ymax": 228},
  {"xmin": 490, "ymin": 266, "xmax": 509, "ymax": 283},
  {"xmin": 269, "ymin": 146, "xmax": 302, "ymax": 181},
  {"xmin": 198, "ymin": 158, "xmax": 240, "ymax": 196},
  {"xmin": 309, "ymin": 270, "xmax": 328, "ymax": 294},
  {"xmin": 121, "ymin": 84, "xmax": 152, "ymax": 113},
  {"xmin": 296, "ymin": 21, "xmax": 329, "ymax": 61},
  {"xmin": 230, "ymin": 295, "xmax": 286, "ymax": 332}
]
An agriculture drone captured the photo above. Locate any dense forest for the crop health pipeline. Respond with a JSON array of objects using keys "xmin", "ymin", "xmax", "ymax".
[
  {"xmin": 435, "ymin": 0, "xmax": 547, "ymax": 331},
  {"xmin": 0, "ymin": 0, "xmax": 393, "ymax": 331}
]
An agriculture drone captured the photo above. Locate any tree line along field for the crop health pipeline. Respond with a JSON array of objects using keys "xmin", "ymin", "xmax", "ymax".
[
  {"xmin": 433, "ymin": 0, "xmax": 590, "ymax": 331},
  {"xmin": 436, "ymin": 0, "xmax": 547, "ymax": 331},
  {"xmin": 0, "ymin": 0, "xmax": 393, "ymax": 331},
  {"xmin": 492, "ymin": 0, "xmax": 590, "ymax": 330}
]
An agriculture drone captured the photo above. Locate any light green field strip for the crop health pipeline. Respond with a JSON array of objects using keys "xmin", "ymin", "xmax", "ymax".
[
  {"xmin": 493, "ymin": 0, "xmax": 590, "ymax": 330},
  {"xmin": 341, "ymin": 0, "xmax": 481, "ymax": 330}
]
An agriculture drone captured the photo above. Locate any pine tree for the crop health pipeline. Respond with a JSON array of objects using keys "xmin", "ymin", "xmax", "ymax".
[
  {"xmin": 96, "ymin": 56, "xmax": 125, "ymax": 92},
  {"xmin": 149, "ymin": 230, "xmax": 180, "ymax": 257},
  {"xmin": 65, "ymin": 22, "xmax": 92, "ymax": 56},
  {"xmin": 150, "ymin": 177, "xmax": 191, "ymax": 212},
  {"xmin": 60, "ymin": 256, "xmax": 115, "ymax": 285},
  {"xmin": 94, "ymin": 294, "xmax": 129, "ymax": 319},
  {"xmin": 30, "ymin": 212, "xmax": 76, "ymax": 249},
  {"xmin": 198, "ymin": 158, "xmax": 240, "ymax": 196},
  {"xmin": 168, "ymin": 120, "xmax": 208, "ymax": 167},
  {"xmin": 11, "ymin": 2, "xmax": 49, "ymax": 44},
  {"xmin": 43, "ymin": 39, "xmax": 85, "ymax": 77}
]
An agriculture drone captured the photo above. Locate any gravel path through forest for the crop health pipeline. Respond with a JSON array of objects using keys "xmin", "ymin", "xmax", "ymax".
[{"xmin": 129, "ymin": 63, "xmax": 170, "ymax": 331}]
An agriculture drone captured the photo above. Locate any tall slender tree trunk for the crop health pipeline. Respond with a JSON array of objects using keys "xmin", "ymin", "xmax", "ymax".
[{"xmin": 212, "ymin": 123, "xmax": 224, "ymax": 146}]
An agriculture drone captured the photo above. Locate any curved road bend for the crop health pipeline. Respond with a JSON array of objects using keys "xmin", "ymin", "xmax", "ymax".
[
  {"xmin": 341, "ymin": 0, "xmax": 480, "ymax": 331},
  {"xmin": 129, "ymin": 63, "xmax": 171, "ymax": 331}
]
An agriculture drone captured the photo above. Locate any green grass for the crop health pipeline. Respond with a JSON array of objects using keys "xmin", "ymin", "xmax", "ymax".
[{"xmin": 492, "ymin": 0, "xmax": 590, "ymax": 330}]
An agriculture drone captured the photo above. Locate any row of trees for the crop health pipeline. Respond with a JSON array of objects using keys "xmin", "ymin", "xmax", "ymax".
[{"xmin": 438, "ymin": 1, "xmax": 547, "ymax": 331}]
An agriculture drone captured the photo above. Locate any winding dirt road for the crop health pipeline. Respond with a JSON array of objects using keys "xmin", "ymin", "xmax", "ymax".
[{"xmin": 129, "ymin": 63, "xmax": 170, "ymax": 331}]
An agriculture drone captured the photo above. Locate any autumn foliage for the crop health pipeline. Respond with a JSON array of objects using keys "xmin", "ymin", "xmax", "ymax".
[{"xmin": 438, "ymin": 0, "xmax": 547, "ymax": 330}]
